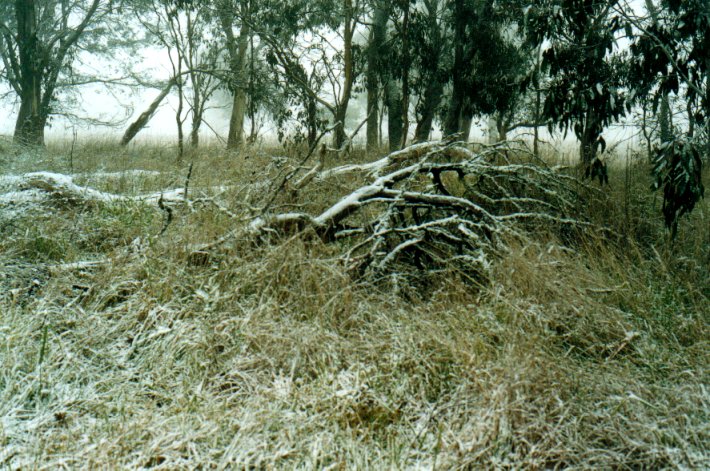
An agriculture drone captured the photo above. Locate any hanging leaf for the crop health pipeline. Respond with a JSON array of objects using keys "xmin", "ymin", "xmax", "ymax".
[{"xmin": 651, "ymin": 139, "xmax": 705, "ymax": 238}]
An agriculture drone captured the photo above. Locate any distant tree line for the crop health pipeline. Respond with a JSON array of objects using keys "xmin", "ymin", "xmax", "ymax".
[{"xmin": 0, "ymin": 0, "xmax": 708, "ymax": 167}]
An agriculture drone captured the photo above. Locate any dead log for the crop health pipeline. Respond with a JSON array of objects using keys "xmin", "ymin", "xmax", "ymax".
[{"xmin": 2, "ymin": 172, "xmax": 185, "ymax": 206}]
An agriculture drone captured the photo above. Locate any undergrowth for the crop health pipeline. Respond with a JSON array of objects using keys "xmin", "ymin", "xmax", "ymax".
[{"xmin": 0, "ymin": 140, "xmax": 707, "ymax": 469}]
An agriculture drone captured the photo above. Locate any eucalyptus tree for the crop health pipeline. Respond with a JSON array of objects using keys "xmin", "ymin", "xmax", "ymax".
[
  {"xmin": 0, "ymin": 0, "xmax": 119, "ymax": 145},
  {"xmin": 367, "ymin": 0, "xmax": 444, "ymax": 151},
  {"xmin": 366, "ymin": 0, "xmax": 405, "ymax": 151},
  {"xmin": 525, "ymin": 0, "xmax": 631, "ymax": 176},
  {"xmin": 440, "ymin": 0, "xmax": 532, "ymax": 141},
  {"xmin": 266, "ymin": 50, "xmax": 328, "ymax": 147},
  {"xmin": 625, "ymin": 0, "xmax": 707, "ymax": 234},
  {"xmin": 365, "ymin": 1, "xmax": 386, "ymax": 150},
  {"xmin": 628, "ymin": 0, "xmax": 710, "ymax": 150},
  {"xmin": 410, "ymin": 0, "xmax": 447, "ymax": 143},
  {"xmin": 131, "ymin": 0, "xmax": 222, "ymax": 155},
  {"xmin": 212, "ymin": 0, "xmax": 253, "ymax": 149},
  {"xmin": 259, "ymin": 0, "xmax": 363, "ymax": 149}
]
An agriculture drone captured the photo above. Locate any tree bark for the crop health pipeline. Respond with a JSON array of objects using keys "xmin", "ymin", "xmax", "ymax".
[
  {"xmin": 533, "ymin": 47, "xmax": 542, "ymax": 158},
  {"xmin": 705, "ymin": 56, "xmax": 710, "ymax": 162},
  {"xmin": 385, "ymin": 80, "xmax": 403, "ymax": 151},
  {"xmin": 495, "ymin": 112, "xmax": 510, "ymax": 142},
  {"xmin": 176, "ymin": 76, "xmax": 185, "ymax": 162},
  {"xmin": 687, "ymin": 99, "xmax": 695, "ymax": 138},
  {"xmin": 400, "ymin": 3, "xmax": 411, "ymax": 148},
  {"xmin": 366, "ymin": 6, "xmax": 386, "ymax": 151},
  {"xmin": 14, "ymin": 0, "xmax": 45, "ymax": 146},
  {"xmin": 228, "ymin": 83, "xmax": 248, "ymax": 149},
  {"xmin": 187, "ymin": 13, "xmax": 202, "ymax": 148},
  {"xmin": 659, "ymin": 91, "xmax": 671, "ymax": 142},
  {"xmin": 645, "ymin": 0, "xmax": 672, "ymax": 144},
  {"xmin": 414, "ymin": 80, "xmax": 443, "ymax": 142},
  {"xmin": 190, "ymin": 105, "xmax": 203, "ymax": 147},
  {"xmin": 248, "ymin": 33, "xmax": 257, "ymax": 143},
  {"xmin": 443, "ymin": 0, "xmax": 466, "ymax": 137},
  {"xmin": 306, "ymin": 94, "xmax": 318, "ymax": 147},
  {"xmin": 642, "ymin": 101, "xmax": 652, "ymax": 159},
  {"xmin": 220, "ymin": 0, "xmax": 251, "ymax": 150},
  {"xmin": 414, "ymin": 0, "xmax": 443, "ymax": 143},
  {"xmin": 578, "ymin": 111, "xmax": 602, "ymax": 174},
  {"xmin": 333, "ymin": 0, "xmax": 355, "ymax": 148},
  {"xmin": 460, "ymin": 113, "xmax": 473, "ymax": 142}
]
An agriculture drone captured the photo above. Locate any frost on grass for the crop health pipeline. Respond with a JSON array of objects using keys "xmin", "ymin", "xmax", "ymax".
[{"xmin": 0, "ymin": 142, "xmax": 706, "ymax": 469}]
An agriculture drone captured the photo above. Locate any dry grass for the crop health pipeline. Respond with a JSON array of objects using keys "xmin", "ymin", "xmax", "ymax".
[{"xmin": 0, "ymin": 139, "xmax": 708, "ymax": 469}]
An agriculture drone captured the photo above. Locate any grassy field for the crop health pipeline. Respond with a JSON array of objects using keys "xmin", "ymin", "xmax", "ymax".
[{"xmin": 0, "ymin": 138, "xmax": 708, "ymax": 469}]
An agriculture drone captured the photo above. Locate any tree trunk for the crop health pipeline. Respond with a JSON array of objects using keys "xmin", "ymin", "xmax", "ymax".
[
  {"xmin": 460, "ymin": 113, "xmax": 473, "ymax": 142},
  {"xmin": 400, "ymin": 3, "xmax": 410, "ymax": 148},
  {"xmin": 487, "ymin": 116, "xmax": 498, "ymax": 144},
  {"xmin": 414, "ymin": 79, "xmax": 444, "ymax": 142},
  {"xmin": 248, "ymin": 33, "xmax": 257, "ymax": 143},
  {"xmin": 496, "ymin": 112, "xmax": 509, "ymax": 142},
  {"xmin": 227, "ymin": 87, "xmax": 248, "ymax": 149},
  {"xmin": 221, "ymin": 0, "xmax": 251, "ymax": 150},
  {"xmin": 579, "ymin": 114, "xmax": 601, "ymax": 175},
  {"xmin": 646, "ymin": 0, "xmax": 672, "ymax": 145},
  {"xmin": 533, "ymin": 49, "xmax": 542, "ymax": 158},
  {"xmin": 687, "ymin": 99, "xmax": 695, "ymax": 138},
  {"xmin": 306, "ymin": 94, "xmax": 318, "ymax": 148},
  {"xmin": 366, "ymin": 6, "xmax": 386, "ymax": 152},
  {"xmin": 443, "ymin": 0, "xmax": 466, "ymax": 137},
  {"xmin": 121, "ymin": 78, "xmax": 176, "ymax": 146},
  {"xmin": 641, "ymin": 99, "xmax": 653, "ymax": 161},
  {"xmin": 190, "ymin": 106, "xmax": 202, "ymax": 147},
  {"xmin": 705, "ymin": 58, "xmax": 710, "ymax": 163},
  {"xmin": 176, "ymin": 77, "xmax": 185, "ymax": 162},
  {"xmin": 366, "ymin": 74, "xmax": 380, "ymax": 151},
  {"xmin": 580, "ymin": 138, "xmax": 596, "ymax": 168},
  {"xmin": 333, "ymin": 0, "xmax": 355, "ymax": 149},
  {"xmin": 414, "ymin": 0, "xmax": 443, "ymax": 143},
  {"xmin": 14, "ymin": 0, "xmax": 45, "ymax": 146},
  {"xmin": 659, "ymin": 91, "xmax": 672, "ymax": 143},
  {"xmin": 14, "ymin": 99, "xmax": 45, "ymax": 147},
  {"xmin": 226, "ymin": 29, "xmax": 250, "ymax": 149},
  {"xmin": 443, "ymin": 82, "xmax": 465, "ymax": 137},
  {"xmin": 385, "ymin": 80, "xmax": 403, "ymax": 151}
]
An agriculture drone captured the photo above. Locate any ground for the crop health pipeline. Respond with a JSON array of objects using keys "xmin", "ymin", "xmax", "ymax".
[{"xmin": 0, "ymin": 138, "xmax": 708, "ymax": 469}]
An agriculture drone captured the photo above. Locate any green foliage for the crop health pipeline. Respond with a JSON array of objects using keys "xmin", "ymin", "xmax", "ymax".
[
  {"xmin": 651, "ymin": 138, "xmax": 705, "ymax": 238},
  {"xmin": 526, "ymin": 0, "xmax": 630, "ymax": 148},
  {"xmin": 447, "ymin": 0, "xmax": 530, "ymax": 116}
]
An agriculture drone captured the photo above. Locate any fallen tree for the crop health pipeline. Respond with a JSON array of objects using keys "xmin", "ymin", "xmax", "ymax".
[
  {"xmin": 0, "ymin": 172, "xmax": 186, "ymax": 208},
  {"xmin": 193, "ymin": 141, "xmax": 596, "ymax": 283}
]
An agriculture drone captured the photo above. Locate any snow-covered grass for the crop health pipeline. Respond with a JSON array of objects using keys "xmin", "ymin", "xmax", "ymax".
[{"xmin": 0, "ymin": 140, "xmax": 707, "ymax": 468}]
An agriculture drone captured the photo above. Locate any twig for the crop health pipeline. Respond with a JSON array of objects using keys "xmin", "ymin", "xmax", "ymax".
[
  {"xmin": 157, "ymin": 192, "xmax": 173, "ymax": 236},
  {"xmin": 68, "ymin": 128, "xmax": 78, "ymax": 173},
  {"xmin": 183, "ymin": 162, "xmax": 194, "ymax": 203}
]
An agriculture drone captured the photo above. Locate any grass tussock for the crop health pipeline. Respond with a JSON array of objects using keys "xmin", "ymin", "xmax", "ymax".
[{"xmin": 0, "ymin": 140, "xmax": 708, "ymax": 469}]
